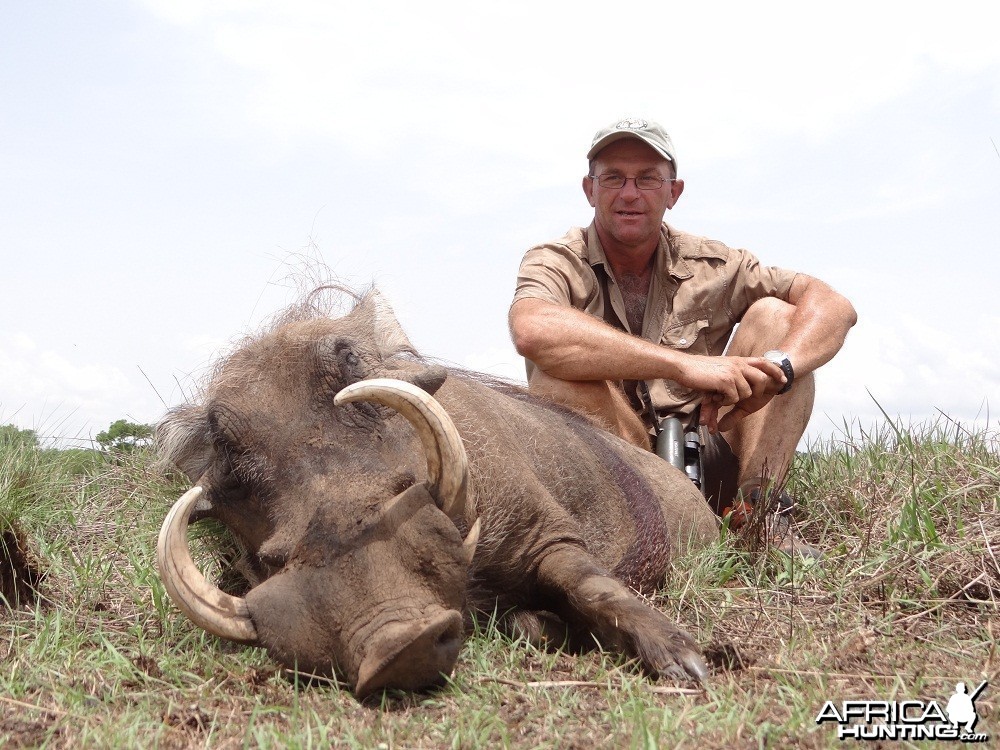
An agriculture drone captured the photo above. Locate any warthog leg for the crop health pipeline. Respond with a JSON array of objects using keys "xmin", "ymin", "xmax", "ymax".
[{"xmin": 532, "ymin": 543, "xmax": 708, "ymax": 681}]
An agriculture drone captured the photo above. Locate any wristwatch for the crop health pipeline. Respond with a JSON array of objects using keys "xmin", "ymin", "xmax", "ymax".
[{"xmin": 763, "ymin": 350, "xmax": 794, "ymax": 394}]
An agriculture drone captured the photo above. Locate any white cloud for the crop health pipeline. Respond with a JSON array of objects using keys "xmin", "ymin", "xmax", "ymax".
[
  {"xmin": 806, "ymin": 310, "xmax": 1000, "ymax": 443},
  {"xmin": 0, "ymin": 334, "xmax": 163, "ymax": 445},
  {"xmin": 131, "ymin": 0, "xmax": 1000, "ymax": 166}
]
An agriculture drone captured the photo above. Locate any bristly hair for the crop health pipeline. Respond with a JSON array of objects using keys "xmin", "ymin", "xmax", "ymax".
[{"xmin": 155, "ymin": 282, "xmax": 418, "ymax": 482}]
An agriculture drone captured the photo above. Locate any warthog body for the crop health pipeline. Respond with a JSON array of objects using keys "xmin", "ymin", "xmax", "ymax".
[{"xmin": 157, "ymin": 288, "xmax": 718, "ymax": 697}]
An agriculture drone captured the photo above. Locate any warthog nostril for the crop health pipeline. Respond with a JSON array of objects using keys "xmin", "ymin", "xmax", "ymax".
[
  {"xmin": 355, "ymin": 610, "xmax": 463, "ymax": 699},
  {"xmin": 258, "ymin": 553, "xmax": 286, "ymax": 569}
]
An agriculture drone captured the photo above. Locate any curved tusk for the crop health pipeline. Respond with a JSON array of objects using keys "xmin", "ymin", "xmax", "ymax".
[
  {"xmin": 460, "ymin": 518, "xmax": 480, "ymax": 566},
  {"xmin": 335, "ymin": 378, "xmax": 470, "ymax": 519},
  {"xmin": 156, "ymin": 485, "xmax": 258, "ymax": 643}
]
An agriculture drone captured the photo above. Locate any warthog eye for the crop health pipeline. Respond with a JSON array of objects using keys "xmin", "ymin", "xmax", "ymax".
[
  {"xmin": 315, "ymin": 338, "xmax": 369, "ymax": 388},
  {"xmin": 215, "ymin": 460, "xmax": 244, "ymax": 493}
]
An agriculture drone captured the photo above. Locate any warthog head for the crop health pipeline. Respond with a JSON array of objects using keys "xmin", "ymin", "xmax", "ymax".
[{"xmin": 156, "ymin": 291, "xmax": 480, "ymax": 697}]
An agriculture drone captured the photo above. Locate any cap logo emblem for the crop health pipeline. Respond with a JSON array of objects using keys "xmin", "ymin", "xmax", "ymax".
[{"xmin": 616, "ymin": 118, "xmax": 648, "ymax": 130}]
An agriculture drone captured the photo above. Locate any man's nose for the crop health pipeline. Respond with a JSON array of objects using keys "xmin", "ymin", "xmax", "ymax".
[{"xmin": 618, "ymin": 178, "xmax": 642, "ymax": 199}]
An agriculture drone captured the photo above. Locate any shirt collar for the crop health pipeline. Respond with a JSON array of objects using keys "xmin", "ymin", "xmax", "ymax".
[{"xmin": 585, "ymin": 222, "xmax": 693, "ymax": 281}]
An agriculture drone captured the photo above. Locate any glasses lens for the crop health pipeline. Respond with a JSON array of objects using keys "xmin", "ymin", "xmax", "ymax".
[
  {"xmin": 597, "ymin": 175, "xmax": 626, "ymax": 189},
  {"xmin": 635, "ymin": 176, "xmax": 665, "ymax": 190},
  {"xmin": 594, "ymin": 175, "xmax": 667, "ymax": 190}
]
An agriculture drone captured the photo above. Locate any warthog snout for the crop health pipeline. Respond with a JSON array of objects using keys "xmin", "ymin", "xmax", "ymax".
[{"xmin": 355, "ymin": 609, "xmax": 464, "ymax": 698}]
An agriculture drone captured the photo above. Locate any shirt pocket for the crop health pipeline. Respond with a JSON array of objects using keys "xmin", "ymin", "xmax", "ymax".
[
  {"xmin": 661, "ymin": 318, "xmax": 710, "ymax": 353},
  {"xmin": 659, "ymin": 318, "xmax": 710, "ymax": 402}
]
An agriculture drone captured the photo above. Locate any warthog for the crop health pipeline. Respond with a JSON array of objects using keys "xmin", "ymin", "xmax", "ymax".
[{"xmin": 156, "ymin": 287, "xmax": 717, "ymax": 698}]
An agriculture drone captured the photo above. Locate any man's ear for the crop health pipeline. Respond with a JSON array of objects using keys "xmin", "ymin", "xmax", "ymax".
[
  {"xmin": 666, "ymin": 178, "xmax": 685, "ymax": 209},
  {"xmin": 582, "ymin": 175, "xmax": 596, "ymax": 207}
]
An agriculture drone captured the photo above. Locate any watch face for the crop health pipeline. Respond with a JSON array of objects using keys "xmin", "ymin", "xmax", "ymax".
[{"xmin": 763, "ymin": 351, "xmax": 793, "ymax": 393}]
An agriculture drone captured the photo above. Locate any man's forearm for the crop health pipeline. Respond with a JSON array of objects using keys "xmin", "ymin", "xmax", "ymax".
[
  {"xmin": 780, "ymin": 276, "xmax": 858, "ymax": 376},
  {"xmin": 509, "ymin": 298, "xmax": 680, "ymax": 381}
]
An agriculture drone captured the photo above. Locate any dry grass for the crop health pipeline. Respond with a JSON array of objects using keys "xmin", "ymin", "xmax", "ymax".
[{"xmin": 1, "ymin": 416, "xmax": 998, "ymax": 748}]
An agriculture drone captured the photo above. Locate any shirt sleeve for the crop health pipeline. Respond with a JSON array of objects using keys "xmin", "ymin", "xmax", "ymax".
[
  {"xmin": 511, "ymin": 243, "xmax": 598, "ymax": 310},
  {"xmin": 725, "ymin": 244, "xmax": 797, "ymax": 315}
]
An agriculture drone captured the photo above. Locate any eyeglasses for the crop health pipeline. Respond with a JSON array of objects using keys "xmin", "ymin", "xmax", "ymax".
[{"xmin": 588, "ymin": 174, "xmax": 674, "ymax": 190}]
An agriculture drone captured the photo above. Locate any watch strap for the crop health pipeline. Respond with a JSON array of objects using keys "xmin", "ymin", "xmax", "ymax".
[{"xmin": 763, "ymin": 350, "xmax": 794, "ymax": 394}]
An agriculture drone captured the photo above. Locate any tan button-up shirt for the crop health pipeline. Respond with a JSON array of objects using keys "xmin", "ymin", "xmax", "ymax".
[{"xmin": 512, "ymin": 222, "xmax": 797, "ymax": 425}]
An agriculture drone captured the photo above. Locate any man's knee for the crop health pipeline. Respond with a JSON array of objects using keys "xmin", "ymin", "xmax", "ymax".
[
  {"xmin": 728, "ymin": 297, "xmax": 794, "ymax": 355},
  {"xmin": 742, "ymin": 297, "xmax": 794, "ymax": 334},
  {"xmin": 527, "ymin": 370, "xmax": 649, "ymax": 449},
  {"xmin": 528, "ymin": 370, "xmax": 626, "ymax": 420},
  {"xmin": 529, "ymin": 368, "xmax": 604, "ymax": 402}
]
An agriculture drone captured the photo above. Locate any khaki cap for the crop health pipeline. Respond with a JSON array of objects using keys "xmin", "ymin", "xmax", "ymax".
[{"xmin": 587, "ymin": 117, "xmax": 677, "ymax": 173}]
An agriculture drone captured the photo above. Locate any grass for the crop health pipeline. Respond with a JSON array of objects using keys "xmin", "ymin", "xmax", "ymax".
[{"xmin": 1, "ymin": 416, "xmax": 998, "ymax": 748}]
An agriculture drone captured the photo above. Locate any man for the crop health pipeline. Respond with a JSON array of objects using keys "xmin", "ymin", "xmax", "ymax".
[{"xmin": 508, "ymin": 117, "xmax": 857, "ymax": 555}]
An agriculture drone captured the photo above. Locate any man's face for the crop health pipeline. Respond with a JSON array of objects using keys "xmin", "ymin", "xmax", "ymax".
[{"xmin": 583, "ymin": 139, "xmax": 684, "ymax": 253}]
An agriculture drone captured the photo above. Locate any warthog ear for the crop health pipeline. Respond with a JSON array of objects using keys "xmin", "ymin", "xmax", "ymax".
[
  {"xmin": 156, "ymin": 405, "xmax": 213, "ymax": 483},
  {"xmin": 350, "ymin": 288, "xmax": 417, "ymax": 358}
]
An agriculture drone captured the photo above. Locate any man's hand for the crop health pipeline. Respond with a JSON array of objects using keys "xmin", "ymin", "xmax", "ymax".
[{"xmin": 675, "ymin": 355, "xmax": 787, "ymax": 434}]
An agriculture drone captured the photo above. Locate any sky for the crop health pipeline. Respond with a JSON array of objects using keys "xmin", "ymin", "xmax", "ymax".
[{"xmin": 1, "ymin": 1, "xmax": 998, "ymax": 449}]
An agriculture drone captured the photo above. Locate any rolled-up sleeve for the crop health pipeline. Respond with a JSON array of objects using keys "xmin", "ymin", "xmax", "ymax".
[
  {"xmin": 512, "ymin": 241, "xmax": 598, "ymax": 311},
  {"xmin": 726, "ymin": 246, "xmax": 797, "ymax": 316}
]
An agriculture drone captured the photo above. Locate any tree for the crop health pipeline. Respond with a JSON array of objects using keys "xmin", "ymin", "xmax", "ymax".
[
  {"xmin": 0, "ymin": 424, "xmax": 38, "ymax": 451},
  {"xmin": 95, "ymin": 419, "xmax": 153, "ymax": 453}
]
